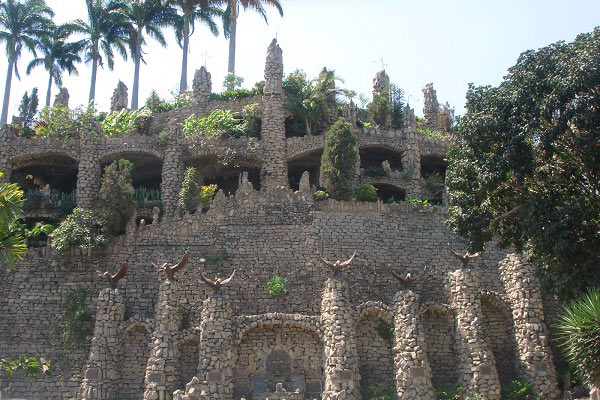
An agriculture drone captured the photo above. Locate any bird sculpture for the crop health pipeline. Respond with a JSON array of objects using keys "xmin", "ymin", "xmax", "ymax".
[
  {"xmin": 447, "ymin": 244, "xmax": 481, "ymax": 267},
  {"xmin": 318, "ymin": 251, "xmax": 357, "ymax": 276},
  {"xmin": 390, "ymin": 265, "xmax": 427, "ymax": 287},
  {"xmin": 96, "ymin": 262, "xmax": 128, "ymax": 289},
  {"xmin": 199, "ymin": 269, "xmax": 236, "ymax": 295},
  {"xmin": 152, "ymin": 254, "xmax": 189, "ymax": 280}
]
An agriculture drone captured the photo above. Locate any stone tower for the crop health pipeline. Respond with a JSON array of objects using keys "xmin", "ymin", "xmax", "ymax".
[
  {"xmin": 110, "ymin": 81, "xmax": 128, "ymax": 112},
  {"xmin": 422, "ymin": 83, "xmax": 439, "ymax": 130}
]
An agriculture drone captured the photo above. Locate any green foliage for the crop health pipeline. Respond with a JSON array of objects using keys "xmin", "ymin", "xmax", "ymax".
[
  {"xmin": 198, "ymin": 184, "xmax": 218, "ymax": 209},
  {"xmin": 437, "ymin": 102, "xmax": 455, "ymax": 133},
  {"xmin": 156, "ymin": 129, "xmax": 171, "ymax": 146},
  {"xmin": 10, "ymin": 220, "xmax": 54, "ymax": 248},
  {"xmin": 376, "ymin": 321, "xmax": 394, "ymax": 342},
  {"xmin": 241, "ymin": 102, "xmax": 261, "ymax": 138},
  {"xmin": 0, "ymin": 355, "xmax": 51, "ymax": 380},
  {"xmin": 223, "ymin": 72, "xmax": 244, "ymax": 91},
  {"xmin": 56, "ymin": 288, "xmax": 94, "ymax": 349},
  {"xmin": 501, "ymin": 380, "xmax": 536, "ymax": 400},
  {"xmin": 16, "ymin": 88, "xmax": 39, "ymax": 137},
  {"xmin": 101, "ymin": 107, "xmax": 153, "ymax": 136},
  {"xmin": 320, "ymin": 118, "xmax": 356, "ymax": 200},
  {"xmin": 354, "ymin": 184, "xmax": 378, "ymax": 202},
  {"xmin": 0, "ymin": 173, "xmax": 27, "ymax": 268},
  {"xmin": 417, "ymin": 126, "xmax": 450, "ymax": 140},
  {"xmin": 183, "ymin": 109, "xmax": 245, "ymax": 138},
  {"xmin": 364, "ymin": 166, "xmax": 387, "ymax": 177},
  {"xmin": 435, "ymin": 384, "xmax": 464, "ymax": 400},
  {"xmin": 389, "ymin": 83, "xmax": 405, "ymax": 130},
  {"xmin": 135, "ymin": 186, "xmax": 161, "ymax": 205},
  {"xmin": 178, "ymin": 167, "xmax": 199, "ymax": 215},
  {"xmin": 556, "ymin": 288, "xmax": 600, "ymax": 390},
  {"xmin": 145, "ymin": 90, "xmax": 194, "ymax": 113},
  {"xmin": 267, "ymin": 275, "xmax": 288, "ymax": 297},
  {"xmin": 313, "ymin": 190, "xmax": 329, "ymax": 201},
  {"xmin": 363, "ymin": 385, "xmax": 396, "ymax": 400},
  {"xmin": 368, "ymin": 93, "xmax": 392, "ymax": 129},
  {"xmin": 50, "ymin": 208, "xmax": 111, "ymax": 257},
  {"xmin": 208, "ymin": 87, "xmax": 262, "ymax": 102},
  {"xmin": 34, "ymin": 103, "xmax": 99, "ymax": 143},
  {"xmin": 100, "ymin": 159, "xmax": 135, "ymax": 235},
  {"xmin": 446, "ymin": 28, "xmax": 600, "ymax": 298}
]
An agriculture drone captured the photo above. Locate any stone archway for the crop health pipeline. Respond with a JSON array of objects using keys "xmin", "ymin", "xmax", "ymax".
[{"xmin": 422, "ymin": 308, "xmax": 459, "ymax": 388}]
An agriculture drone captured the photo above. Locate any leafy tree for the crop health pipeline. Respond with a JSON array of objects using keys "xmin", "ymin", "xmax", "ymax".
[
  {"xmin": 389, "ymin": 83, "xmax": 404, "ymax": 129},
  {"xmin": 121, "ymin": 0, "xmax": 178, "ymax": 109},
  {"xmin": 446, "ymin": 28, "xmax": 600, "ymax": 298},
  {"xmin": 178, "ymin": 166, "xmax": 199, "ymax": 215},
  {"xmin": 17, "ymin": 87, "xmax": 39, "ymax": 135},
  {"xmin": 222, "ymin": 72, "xmax": 243, "ymax": 91},
  {"xmin": 169, "ymin": 0, "xmax": 222, "ymax": 92},
  {"xmin": 437, "ymin": 101, "xmax": 455, "ymax": 133},
  {"xmin": 221, "ymin": 0, "xmax": 283, "ymax": 89},
  {"xmin": 0, "ymin": 0, "xmax": 54, "ymax": 125},
  {"xmin": 320, "ymin": 118, "xmax": 356, "ymax": 200},
  {"xmin": 367, "ymin": 93, "xmax": 391, "ymax": 129},
  {"xmin": 26, "ymin": 23, "xmax": 84, "ymax": 106},
  {"xmin": 50, "ymin": 207, "xmax": 111, "ymax": 257},
  {"xmin": 99, "ymin": 159, "xmax": 135, "ymax": 234},
  {"xmin": 556, "ymin": 288, "xmax": 600, "ymax": 398},
  {"xmin": 0, "ymin": 172, "xmax": 27, "ymax": 268}
]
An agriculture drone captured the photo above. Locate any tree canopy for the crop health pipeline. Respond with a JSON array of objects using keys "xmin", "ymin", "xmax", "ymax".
[{"xmin": 446, "ymin": 28, "xmax": 600, "ymax": 298}]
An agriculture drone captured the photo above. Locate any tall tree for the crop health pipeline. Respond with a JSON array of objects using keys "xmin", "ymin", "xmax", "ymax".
[
  {"xmin": 0, "ymin": 0, "xmax": 54, "ymax": 125},
  {"xmin": 320, "ymin": 118, "xmax": 356, "ymax": 200},
  {"xmin": 122, "ymin": 0, "xmax": 178, "ymax": 109},
  {"xmin": 222, "ymin": 0, "xmax": 283, "ymax": 89},
  {"xmin": 170, "ymin": 0, "xmax": 222, "ymax": 92},
  {"xmin": 446, "ymin": 28, "xmax": 600, "ymax": 299},
  {"xmin": 72, "ymin": 0, "xmax": 130, "ymax": 104},
  {"xmin": 26, "ymin": 23, "xmax": 83, "ymax": 106}
]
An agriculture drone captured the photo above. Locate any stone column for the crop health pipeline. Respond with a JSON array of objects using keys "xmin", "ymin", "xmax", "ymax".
[
  {"xmin": 192, "ymin": 67, "xmax": 211, "ymax": 114},
  {"xmin": 144, "ymin": 279, "xmax": 182, "ymax": 400},
  {"xmin": 373, "ymin": 70, "xmax": 392, "ymax": 128},
  {"xmin": 422, "ymin": 83, "xmax": 439, "ymax": 131},
  {"xmin": 393, "ymin": 290, "xmax": 435, "ymax": 400},
  {"xmin": 77, "ymin": 135, "xmax": 102, "ymax": 209},
  {"xmin": 260, "ymin": 39, "xmax": 288, "ymax": 189},
  {"xmin": 320, "ymin": 277, "xmax": 361, "ymax": 400},
  {"xmin": 449, "ymin": 269, "xmax": 501, "ymax": 400},
  {"xmin": 79, "ymin": 288, "xmax": 126, "ymax": 400},
  {"xmin": 402, "ymin": 106, "xmax": 422, "ymax": 199},
  {"xmin": 160, "ymin": 141, "xmax": 184, "ymax": 219},
  {"xmin": 499, "ymin": 254, "xmax": 559, "ymax": 398},
  {"xmin": 0, "ymin": 138, "xmax": 12, "ymax": 182}
]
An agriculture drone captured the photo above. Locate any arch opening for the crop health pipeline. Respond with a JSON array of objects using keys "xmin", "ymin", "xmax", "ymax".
[
  {"xmin": 357, "ymin": 312, "xmax": 395, "ymax": 394},
  {"xmin": 372, "ymin": 183, "xmax": 406, "ymax": 203},
  {"xmin": 421, "ymin": 155, "xmax": 447, "ymax": 204},
  {"xmin": 360, "ymin": 146, "xmax": 403, "ymax": 173},
  {"xmin": 287, "ymin": 150, "xmax": 322, "ymax": 191},
  {"xmin": 118, "ymin": 326, "xmax": 151, "ymax": 400},
  {"xmin": 186, "ymin": 156, "xmax": 262, "ymax": 196},
  {"xmin": 423, "ymin": 309, "xmax": 458, "ymax": 389}
]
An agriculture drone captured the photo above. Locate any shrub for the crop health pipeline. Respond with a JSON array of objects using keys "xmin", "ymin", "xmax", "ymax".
[
  {"xmin": 135, "ymin": 187, "xmax": 161, "ymax": 205},
  {"xmin": 51, "ymin": 208, "xmax": 112, "ymax": 257},
  {"xmin": 34, "ymin": 104, "xmax": 99, "ymax": 143},
  {"xmin": 99, "ymin": 159, "xmax": 135, "ymax": 235},
  {"xmin": 101, "ymin": 108, "xmax": 152, "ymax": 136},
  {"xmin": 354, "ymin": 184, "xmax": 378, "ymax": 202},
  {"xmin": 435, "ymin": 384, "xmax": 464, "ymax": 400},
  {"xmin": 198, "ymin": 184, "xmax": 218, "ymax": 209},
  {"xmin": 178, "ymin": 167, "xmax": 199, "ymax": 215},
  {"xmin": 183, "ymin": 110, "xmax": 245, "ymax": 139},
  {"xmin": 241, "ymin": 103, "xmax": 261, "ymax": 138},
  {"xmin": 501, "ymin": 380, "xmax": 535, "ymax": 400},
  {"xmin": 223, "ymin": 72, "xmax": 244, "ymax": 91},
  {"xmin": 368, "ymin": 93, "xmax": 392, "ymax": 129},
  {"xmin": 267, "ymin": 275, "xmax": 288, "ymax": 297},
  {"xmin": 208, "ymin": 87, "xmax": 262, "ymax": 102},
  {"xmin": 156, "ymin": 130, "xmax": 170, "ymax": 147},
  {"xmin": 556, "ymin": 288, "xmax": 600, "ymax": 394},
  {"xmin": 145, "ymin": 90, "xmax": 193, "ymax": 112},
  {"xmin": 363, "ymin": 385, "xmax": 396, "ymax": 400},
  {"xmin": 313, "ymin": 190, "xmax": 329, "ymax": 201},
  {"xmin": 320, "ymin": 118, "xmax": 356, "ymax": 200},
  {"xmin": 56, "ymin": 288, "xmax": 94, "ymax": 348}
]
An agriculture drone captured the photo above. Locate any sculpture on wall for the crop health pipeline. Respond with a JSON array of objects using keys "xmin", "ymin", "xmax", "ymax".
[
  {"xmin": 96, "ymin": 262, "xmax": 128, "ymax": 289},
  {"xmin": 448, "ymin": 244, "xmax": 481, "ymax": 267},
  {"xmin": 390, "ymin": 265, "xmax": 427, "ymax": 287},
  {"xmin": 152, "ymin": 253, "xmax": 189, "ymax": 280},
  {"xmin": 199, "ymin": 269, "xmax": 236, "ymax": 295},
  {"xmin": 318, "ymin": 251, "xmax": 357, "ymax": 276}
]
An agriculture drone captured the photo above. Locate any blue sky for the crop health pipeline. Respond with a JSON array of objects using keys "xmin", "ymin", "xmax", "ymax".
[{"xmin": 1, "ymin": 0, "xmax": 599, "ymax": 119}]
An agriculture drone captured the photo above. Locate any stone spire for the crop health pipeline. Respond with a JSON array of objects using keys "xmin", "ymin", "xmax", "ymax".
[
  {"xmin": 54, "ymin": 87, "xmax": 69, "ymax": 108},
  {"xmin": 373, "ymin": 70, "xmax": 390, "ymax": 97},
  {"xmin": 422, "ymin": 83, "xmax": 439, "ymax": 130},
  {"xmin": 264, "ymin": 39, "xmax": 283, "ymax": 95},
  {"xmin": 192, "ymin": 66, "xmax": 211, "ymax": 105},
  {"xmin": 110, "ymin": 81, "xmax": 128, "ymax": 112}
]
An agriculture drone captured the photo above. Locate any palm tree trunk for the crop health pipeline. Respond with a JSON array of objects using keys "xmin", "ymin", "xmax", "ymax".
[
  {"xmin": 89, "ymin": 55, "xmax": 98, "ymax": 104},
  {"xmin": 180, "ymin": 15, "xmax": 190, "ymax": 92},
  {"xmin": 227, "ymin": 3, "xmax": 238, "ymax": 90},
  {"xmin": 46, "ymin": 70, "xmax": 53, "ymax": 107},
  {"xmin": 1, "ymin": 58, "xmax": 15, "ymax": 126},
  {"xmin": 131, "ymin": 29, "xmax": 142, "ymax": 110}
]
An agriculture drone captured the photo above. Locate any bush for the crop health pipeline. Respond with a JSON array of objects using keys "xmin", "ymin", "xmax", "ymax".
[
  {"xmin": 368, "ymin": 93, "xmax": 392, "ymax": 129},
  {"xmin": 34, "ymin": 104, "xmax": 99, "ymax": 144},
  {"xmin": 223, "ymin": 72, "xmax": 244, "ymax": 91},
  {"xmin": 208, "ymin": 87, "xmax": 262, "ymax": 102},
  {"xmin": 320, "ymin": 118, "xmax": 356, "ymax": 200},
  {"xmin": 145, "ymin": 90, "xmax": 193, "ymax": 113},
  {"xmin": 241, "ymin": 103, "xmax": 261, "ymax": 138},
  {"xmin": 183, "ymin": 109, "xmax": 245, "ymax": 139},
  {"xmin": 178, "ymin": 167, "xmax": 199, "ymax": 215},
  {"xmin": 435, "ymin": 384, "xmax": 464, "ymax": 400},
  {"xmin": 267, "ymin": 275, "xmax": 288, "ymax": 297},
  {"xmin": 56, "ymin": 288, "xmax": 94, "ymax": 348},
  {"xmin": 354, "ymin": 184, "xmax": 378, "ymax": 202},
  {"xmin": 156, "ymin": 130, "xmax": 170, "ymax": 147},
  {"xmin": 99, "ymin": 159, "xmax": 135, "ymax": 235},
  {"xmin": 313, "ymin": 190, "xmax": 329, "ymax": 201},
  {"xmin": 50, "ymin": 208, "xmax": 112, "ymax": 257},
  {"xmin": 556, "ymin": 288, "xmax": 600, "ymax": 393},
  {"xmin": 198, "ymin": 184, "xmax": 218, "ymax": 209},
  {"xmin": 101, "ymin": 108, "xmax": 152, "ymax": 136},
  {"xmin": 501, "ymin": 380, "xmax": 535, "ymax": 400},
  {"xmin": 363, "ymin": 385, "xmax": 396, "ymax": 400}
]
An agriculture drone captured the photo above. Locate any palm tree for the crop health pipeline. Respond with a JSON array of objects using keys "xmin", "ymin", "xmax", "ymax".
[
  {"xmin": 26, "ymin": 23, "xmax": 84, "ymax": 106},
  {"xmin": 169, "ymin": 0, "xmax": 222, "ymax": 92},
  {"xmin": 222, "ymin": 0, "xmax": 283, "ymax": 89},
  {"xmin": 0, "ymin": 172, "xmax": 27, "ymax": 269},
  {"xmin": 121, "ymin": 0, "xmax": 178, "ymax": 109},
  {"xmin": 71, "ymin": 0, "xmax": 130, "ymax": 104},
  {"xmin": 0, "ymin": 0, "xmax": 54, "ymax": 126}
]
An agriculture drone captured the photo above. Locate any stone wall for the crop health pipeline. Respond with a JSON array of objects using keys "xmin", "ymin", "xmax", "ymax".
[
  {"xmin": 356, "ymin": 312, "xmax": 394, "ymax": 391},
  {"xmin": 422, "ymin": 309, "xmax": 459, "ymax": 388}
]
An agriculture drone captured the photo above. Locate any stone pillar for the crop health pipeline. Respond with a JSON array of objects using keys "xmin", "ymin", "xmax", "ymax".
[
  {"xmin": 160, "ymin": 141, "xmax": 184, "ymax": 219},
  {"xmin": 320, "ymin": 277, "xmax": 361, "ymax": 400},
  {"xmin": 403, "ymin": 106, "xmax": 422, "ymax": 199},
  {"xmin": 192, "ymin": 67, "xmax": 211, "ymax": 113},
  {"xmin": 449, "ymin": 269, "xmax": 501, "ymax": 400},
  {"xmin": 373, "ymin": 70, "xmax": 391, "ymax": 128},
  {"xmin": 77, "ymin": 135, "xmax": 102, "ymax": 209},
  {"xmin": 499, "ymin": 254, "xmax": 559, "ymax": 398},
  {"xmin": 393, "ymin": 290, "xmax": 435, "ymax": 400},
  {"xmin": 174, "ymin": 295, "xmax": 234, "ymax": 400},
  {"xmin": 422, "ymin": 83, "xmax": 439, "ymax": 131},
  {"xmin": 260, "ymin": 39, "xmax": 288, "ymax": 189},
  {"xmin": 79, "ymin": 289, "xmax": 125, "ymax": 400},
  {"xmin": 144, "ymin": 279, "xmax": 182, "ymax": 400},
  {"xmin": 54, "ymin": 87, "xmax": 70, "ymax": 108},
  {"xmin": 110, "ymin": 81, "xmax": 128, "ymax": 112},
  {"xmin": 0, "ymin": 138, "xmax": 12, "ymax": 182}
]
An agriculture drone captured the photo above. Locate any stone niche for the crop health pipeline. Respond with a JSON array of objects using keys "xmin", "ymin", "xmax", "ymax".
[{"xmin": 233, "ymin": 324, "xmax": 323, "ymax": 400}]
